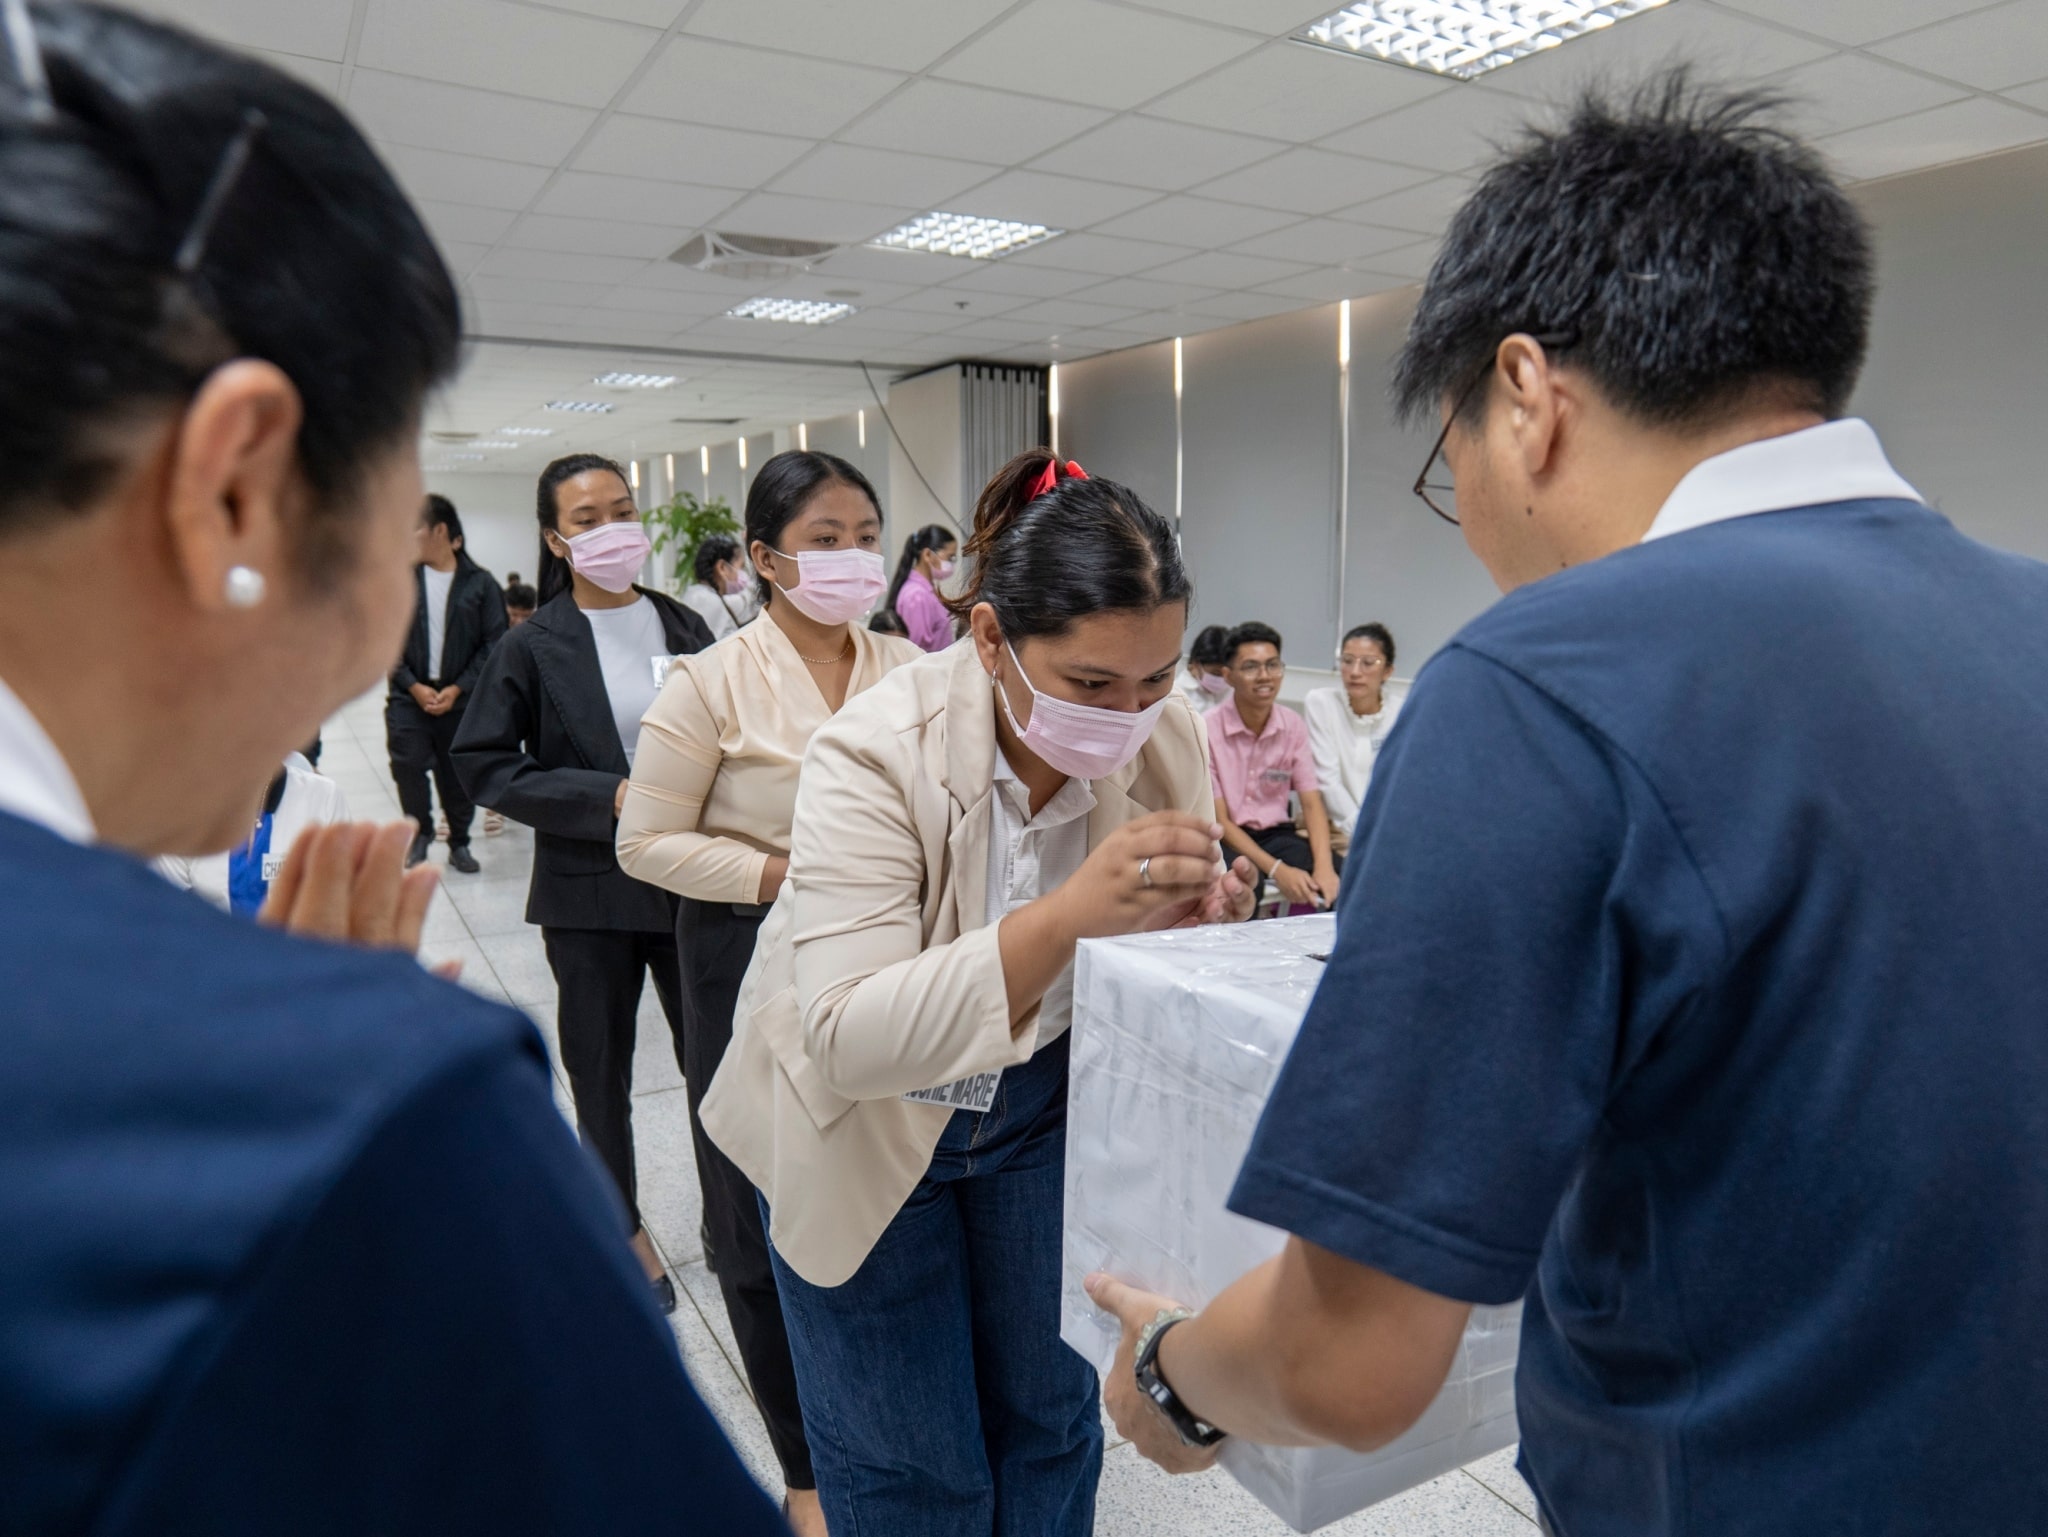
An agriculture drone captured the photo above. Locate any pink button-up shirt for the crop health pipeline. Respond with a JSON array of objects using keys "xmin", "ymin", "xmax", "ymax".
[
  {"xmin": 1206, "ymin": 694, "xmax": 1318, "ymax": 829},
  {"xmin": 895, "ymin": 568, "xmax": 954, "ymax": 653}
]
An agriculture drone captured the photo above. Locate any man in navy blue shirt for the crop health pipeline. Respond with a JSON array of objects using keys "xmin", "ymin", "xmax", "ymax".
[{"xmin": 1087, "ymin": 76, "xmax": 2048, "ymax": 1534}]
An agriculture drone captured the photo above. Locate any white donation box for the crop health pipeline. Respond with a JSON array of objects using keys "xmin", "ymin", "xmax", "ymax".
[{"xmin": 1059, "ymin": 915, "xmax": 1522, "ymax": 1533}]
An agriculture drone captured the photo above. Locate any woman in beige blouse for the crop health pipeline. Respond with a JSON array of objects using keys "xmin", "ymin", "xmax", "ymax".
[{"xmin": 617, "ymin": 450, "xmax": 919, "ymax": 1537}]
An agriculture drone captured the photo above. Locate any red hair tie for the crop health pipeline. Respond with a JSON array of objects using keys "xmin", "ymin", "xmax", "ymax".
[{"xmin": 1028, "ymin": 458, "xmax": 1088, "ymax": 500}]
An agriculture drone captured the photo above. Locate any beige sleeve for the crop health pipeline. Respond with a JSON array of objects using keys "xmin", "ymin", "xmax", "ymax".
[
  {"xmin": 787, "ymin": 721, "xmax": 1029, "ymax": 1102},
  {"xmin": 616, "ymin": 661, "xmax": 770, "ymax": 905}
]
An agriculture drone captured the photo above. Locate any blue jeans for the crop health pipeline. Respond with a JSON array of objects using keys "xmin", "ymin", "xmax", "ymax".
[{"xmin": 764, "ymin": 1033, "xmax": 1101, "ymax": 1537}]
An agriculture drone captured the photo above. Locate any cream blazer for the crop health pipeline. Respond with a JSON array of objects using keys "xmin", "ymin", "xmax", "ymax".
[{"xmin": 700, "ymin": 637, "xmax": 1213, "ymax": 1287}]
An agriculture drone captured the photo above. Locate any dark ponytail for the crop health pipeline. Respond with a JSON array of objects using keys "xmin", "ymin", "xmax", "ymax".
[
  {"xmin": 947, "ymin": 448, "xmax": 1190, "ymax": 640},
  {"xmin": 0, "ymin": 2, "xmax": 458, "ymax": 577},
  {"xmin": 885, "ymin": 522, "xmax": 954, "ymax": 613},
  {"xmin": 534, "ymin": 452, "xmax": 628, "ymax": 604}
]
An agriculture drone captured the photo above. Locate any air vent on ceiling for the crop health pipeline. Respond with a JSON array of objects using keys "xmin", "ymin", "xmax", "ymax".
[
  {"xmin": 669, "ymin": 231, "xmax": 841, "ymax": 282},
  {"xmin": 670, "ymin": 417, "xmax": 744, "ymax": 425}
]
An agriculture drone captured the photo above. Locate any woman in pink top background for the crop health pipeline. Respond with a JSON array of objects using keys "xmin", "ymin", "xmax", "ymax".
[{"xmin": 885, "ymin": 522, "xmax": 959, "ymax": 652}]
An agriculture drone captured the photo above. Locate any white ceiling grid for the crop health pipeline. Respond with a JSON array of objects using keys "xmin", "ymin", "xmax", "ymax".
[{"xmin": 128, "ymin": 0, "xmax": 2048, "ymax": 473}]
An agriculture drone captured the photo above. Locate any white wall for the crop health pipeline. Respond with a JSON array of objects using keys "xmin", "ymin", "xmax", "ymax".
[
  {"xmin": 887, "ymin": 367, "xmax": 966, "ymax": 535},
  {"xmin": 423, "ymin": 471, "xmax": 535, "ymax": 587},
  {"xmin": 1056, "ymin": 140, "xmax": 2048, "ymax": 674}
]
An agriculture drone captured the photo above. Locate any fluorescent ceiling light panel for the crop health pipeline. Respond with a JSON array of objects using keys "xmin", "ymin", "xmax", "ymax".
[
  {"xmin": 871, "ymin": 211, "xmax": 1062, "ymax": 261},
  {"xmin": 499, "ymin": 426, "xmax": 554, "ymax": 436},
  {"xmin": 545, "ymin": 400, "xmax": 616, "ymax": 413},
  {"xmin": 473, "ymin": 440, "xmax": 521, "ymax": 449},
  {"xmin": 594, "ymin": 371, "xmax": 677, "ymax": 388},
  {"xmin": 1294, "ymin": 0, "xmax": 1668, "ymax": 80},
  {"xmin": 726, "ymin": 297, "xmax": 856, "ymax": 324}
]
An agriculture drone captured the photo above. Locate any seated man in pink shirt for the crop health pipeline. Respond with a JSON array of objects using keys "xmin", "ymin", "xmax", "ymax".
[{"xmin": 1207, "ymin": 622, "xmax": 1341, "ymax": 913}]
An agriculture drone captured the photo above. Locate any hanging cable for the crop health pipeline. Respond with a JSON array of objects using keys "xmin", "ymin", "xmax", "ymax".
[{"xmin": 860, "ymin": 361, "xmax": 960, "ymax": 533}]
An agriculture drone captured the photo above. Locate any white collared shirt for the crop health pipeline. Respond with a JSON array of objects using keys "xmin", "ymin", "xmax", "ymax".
[
  {"xmin": 987, "ymin": 748, "xmax": 1094, "ymax": 1047},
  {"xmin": 1642, "ymin": 418, "xmax": 1921, "ymax": 543},
  {"xmin": 0, "ymin": 673, "xmax": 93, "ymax": 844}
]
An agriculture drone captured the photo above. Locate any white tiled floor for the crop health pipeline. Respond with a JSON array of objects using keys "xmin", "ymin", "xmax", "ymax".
[{"xmin": 322, "ymin": 692, "xmax": 1540, "ymax": 1535}]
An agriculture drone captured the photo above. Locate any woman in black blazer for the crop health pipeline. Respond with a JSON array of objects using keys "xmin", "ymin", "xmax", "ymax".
[{"xmin": 454, "ymin": 453, "xmax": 712, "ymax": 1312}]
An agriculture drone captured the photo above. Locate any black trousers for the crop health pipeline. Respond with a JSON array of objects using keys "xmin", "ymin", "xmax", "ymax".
[
  {"xmin": 1245, "ymin": 821, "xmax": 1345, "ymax": 876},
  {"xmin": 675, "ymin": 897, "xmax": 815, "ymax": 1492},
  {"xmin": 385, "ymin": 694, "xmax": 474, "ymax": 846},
  {"xmin": 541, "ymin": 926, "xmax": 686, "ymax": 1233}
]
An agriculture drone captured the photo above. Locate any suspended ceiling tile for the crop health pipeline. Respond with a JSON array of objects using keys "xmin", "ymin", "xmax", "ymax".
[
  {"xmin": 122, "ymin": 0, "xmax": 355, "ymax": 59},
  {"xmin": 1333, "ymin": 175, "xmax": 1474, "ymax": 237},
  {"xmin": 1003, "ymin": 297, "xmax": 1155, "ymax": 329},
  {"xmin": 1091, "ymin": 194, "xmax": 1300, "ymax": 247},
  {"xmin": 1064, "ymin": 275, "xmax": 1228, "ymax": 311},
  {"xmin": 416, "ymin": 199, "xmax": 519, "ymax": 247},
  {"xmin": 1477, "ymin": 3, "xmax": 1832, "ymax": 99},
  {"xmin": 1001, "ymin": 231, "xmax": 1201, "ymax": 276},
  {"xmin": 769, "ymin": 144, "xmax": 1000, "ymax": 208},
  {"xmin": 940, "ymin": 261, "xmax": 1131, "ymax": 297},
  {"xmin": 356, "ymin": 0, "xmax": 659, "ymax": 108},
  {"xmin": 532, "ymin": 172, "xmax": 740, "ymax": 227},
  {"xmin": 1227, "ymin": 216, "xmax": 1416, "ymax": 265},
  {"xmin": 1354, "ymin": 237, "xmax": 1439, "ymax": 281},
  {"xmin": 708, "ymin": 191, "xmax": 922, "ymax": 244},
  {"xmin": 381, "ymin": 144, "xmax": 556, "ymax": 211},
  {"xmin": 347, "ymin": 72, "xmax": 599, "ymax": 167},
  {"xmin": 1820, "ymin": 96, "xmax": 2048, "ymax": 180},
  {"xmin": 1711, "ymin": 0, "xmax": 2015, "ymax": 47},
  {"xmin": 623, "ymin": 36, "xmax": 907, "ymax": 136},
  {"xmin": 684, "ymin": 0, "xmax": 1017, "ymax": 71},
  {"xmin": 1166, "ymin": 289, "xmax": 1320, "ymax": 322},
  {"xmin": 879, "ymin": 286, "xmax": 1036, "ymax": 316},
  {"xmin": 1028, "ymin": 116, "xmax": 1285, "ymax": 193},
  {"xmin": 1320, "ymin": 84, "xmax": 1545, "ymax": 174},
  {"xmin": 936, "ymin": 0, "xmax": 1260, "ymax": 111},
  {"xmin": 948, "ymin": 170, "xmax": 1163, "ymax": 230},
  {"xmin": 1147, "ymin": 41, "xmax": 1446, "ymax": 141},
  {"xmin": 840, "ymin": 80, "xmax": 1113, "ymax": 164},
  {"xmin": 1123, "ymin": 0, "xmax": 1343, "ymax": 33},
  {"xmin": 805, "ymin": 245, "xmax": 981, "ymax": 284},
  {"xmin": 1145, "ymin": 248, "xmax": 1316, "ymax": 288},
  {"xmin": 469, "ymin": 274, "xmax": 618, "ymax": 309},
  {"xmin": 504, "ymin": 212, "xmax": 698, "ymax": 259},
  {"xmin": 1764, "ymin": 54, "xmax": 1970, "ymax": 141},
  {"xmin": 1192, "ymin": 147, "xmax": 1430, "ymax": 215},
  {"xmin": 248, "ymin": 49, "xmax": 343, "ymax": 98},
  {"xmin": 572, "ymin": 116, "xmax": 817, "ymax": 189},
  {"xmin": 1868, "ymin": 0, "xmax": 2048, "ymax": 91},
  {"xmin": 543, "ymin": 0, "xmax": 692, "ymax": 24},
  {"xmin": 1252, "ymin": 265, "xmax": 1398, "ymax": 301}
]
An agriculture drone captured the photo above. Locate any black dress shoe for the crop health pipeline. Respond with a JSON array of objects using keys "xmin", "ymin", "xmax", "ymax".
[
  {"xmin": 652, "ymin": 1273, "xmax": 677, "ymax": 1315},
  {"xmin": 447, "ymin": 844, "xmax": 480, "ymax": 874},
  {"xmin": 405, "ymin": 833, "xmax": 432, "ymax": 869}
]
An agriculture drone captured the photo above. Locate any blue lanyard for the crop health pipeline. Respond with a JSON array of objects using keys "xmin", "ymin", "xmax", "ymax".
[{"xmin": 226, "ymin": 812, "xmax": 276, "ymax": 917}]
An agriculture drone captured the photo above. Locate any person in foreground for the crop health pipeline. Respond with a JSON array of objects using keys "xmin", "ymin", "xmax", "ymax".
[
  {"xmin": 1089, "ymin": 75, "xmax": 2048, "ymax": 1536},
  {"xmin": 0, "ymin": 6, "xmax": 782, "ymax": 1531},
  {"xmin": 701, "ymin": 451, "xmax": 1257, "ymax": 1537}
]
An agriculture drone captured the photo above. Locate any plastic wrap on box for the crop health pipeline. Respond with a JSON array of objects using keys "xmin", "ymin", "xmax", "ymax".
[{"xmin": 1060, "ymin": 915, "xmax": 1520, "ymax": 1534}]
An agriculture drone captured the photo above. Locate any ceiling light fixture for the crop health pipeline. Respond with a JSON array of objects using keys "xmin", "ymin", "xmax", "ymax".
[
  {"xmin": 727, "ymin": 297, "xmax": 855, "ymax": 324},
  {"xmin": 545, "ymin": 400, "xmax": 615, "ymax": 413},
  {"xmin": 472, "ymin": 439, "xmax": 520, "ymax": 450},
  {"xmin": 594, "ymin": 371, "xmax": 676, "ymax": 389},
  {"xmin": 1293, "ymin": 0, "xmax": 1668, "ymax": 80},
  {"xmin": 872, "ymin": 211, "xmax": 1061, "ymax": 261},
  {"xmin": 499, "ymin": 427, "xmax": 554, "ymax": 437}
]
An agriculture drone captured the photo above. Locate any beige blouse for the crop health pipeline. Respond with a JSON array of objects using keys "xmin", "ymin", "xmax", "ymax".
[{"xmin": 617, "ymin": 617, "xmax": 923, "ymax": 906}]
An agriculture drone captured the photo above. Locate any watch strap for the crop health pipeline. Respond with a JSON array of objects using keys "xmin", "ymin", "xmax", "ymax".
[{"xmin": 1133, "ymin": 1309, "xmax": 1228, "ymax": 1449}]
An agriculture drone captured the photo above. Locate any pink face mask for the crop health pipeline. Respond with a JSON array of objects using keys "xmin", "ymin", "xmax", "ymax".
[
  {"xmin": 934, "ymin": 558, "xmax": 957, "ymax": 581},
  {"xmin": 773, "ymin": 547, "xmax": 887, "ymax": 625},
  {"xmin": 997, "ymin": 641, "xmax": 1169, "ymax": 781},
  {"xmin": 1196, "ymin": 670, "xmax": 1232, "ymax": 698},
  {"xmin": 562, "ymin": 521, "xmax": 650, "ymax": 594}
]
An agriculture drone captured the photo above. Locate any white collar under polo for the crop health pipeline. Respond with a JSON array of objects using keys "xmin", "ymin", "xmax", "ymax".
[
  {"xmin": 0, "ymin": 671, "xmax": 94, "ymax": 844},
  {"xmin": 1643, "ymin": 417, "xmax": 1923, "ymax": 544}
]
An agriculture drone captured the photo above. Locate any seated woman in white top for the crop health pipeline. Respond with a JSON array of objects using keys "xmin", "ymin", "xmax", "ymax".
[
  {"xmin": 1304, "ymin": 623, "xmax": 1406, "ymax": 840},
  {"xmin": 156, "ymin": 751, "xmax": 349, "ymax": 915},
  {"xmin": 1176, "ymin": 623, "xmax": 1234, "ymax": 716},
  {"xmin": 679, "ymin": 532, "xmax": 760, "ymax": 642}
]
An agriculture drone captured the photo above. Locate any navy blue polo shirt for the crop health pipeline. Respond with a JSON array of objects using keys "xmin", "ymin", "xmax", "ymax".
[
  {"xmin": 1230, "ymin": 498, "xmax": 2048, "ymax": 1536},
  {"xmin": 0, "ymin": 812, "xmax": 783, "ymax": 1535}
]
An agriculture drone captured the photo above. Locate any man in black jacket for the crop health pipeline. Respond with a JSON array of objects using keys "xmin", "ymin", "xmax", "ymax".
[{"xmin": 388, "ymin": 496, "xmax": 507, "ymax": 873}]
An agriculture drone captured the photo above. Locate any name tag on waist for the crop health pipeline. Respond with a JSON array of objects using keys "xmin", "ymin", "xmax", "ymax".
[{"xmin": 903, "ymin": 1070, "xmax": 1002, "ymax": 1115}]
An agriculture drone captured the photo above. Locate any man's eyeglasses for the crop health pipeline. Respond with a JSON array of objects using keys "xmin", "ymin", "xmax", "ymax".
[
  {"xmin": 1412, "ymin": 330, "xmax": 1577, "ymax": 527},
  {"xmin": 1233, "ymin": 661, "xmax": 1286, "ymax": 677}
]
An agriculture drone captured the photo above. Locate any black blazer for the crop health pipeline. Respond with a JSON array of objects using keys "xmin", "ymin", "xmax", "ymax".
[
  {"xmin": 391, "ymin": 556, "xmax": 508, "ymax": 698},
  {"xmin": 452, "ymin": 588, "xmax": 713, "ymax": 933}
]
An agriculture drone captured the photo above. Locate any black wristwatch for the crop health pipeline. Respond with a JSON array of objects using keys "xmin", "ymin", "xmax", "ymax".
[{"xmin": 1133, "ymin": 1308, "xmax": 1228, "ymax": 1448}]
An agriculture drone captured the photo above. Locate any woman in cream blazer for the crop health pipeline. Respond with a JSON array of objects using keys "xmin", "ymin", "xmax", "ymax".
[
  {"xmin": 616, "ymin": 450, "xmax": 915, "ymax": 1537},
  {"xmin": 702, "ymin": 452, "xmax": 1257, "ymax": 1537}
]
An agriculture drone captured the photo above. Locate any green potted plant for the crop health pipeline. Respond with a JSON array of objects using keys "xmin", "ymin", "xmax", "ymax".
[{"xmin": 645, "ymin": 488, "xmax": 740, "ymax": 592}]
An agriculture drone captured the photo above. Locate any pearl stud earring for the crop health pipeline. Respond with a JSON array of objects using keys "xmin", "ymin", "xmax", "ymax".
[{"xmin": 224, "ymin": 565, "xmax": 267, "ymax": 609}]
